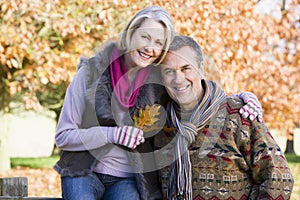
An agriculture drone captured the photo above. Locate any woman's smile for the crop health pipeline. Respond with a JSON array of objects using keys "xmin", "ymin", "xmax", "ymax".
[{"xmin": 125, "ymin": 18, "xmax": 166, "ymax": 69}]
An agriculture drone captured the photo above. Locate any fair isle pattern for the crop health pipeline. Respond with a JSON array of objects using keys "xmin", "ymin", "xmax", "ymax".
[
  {"xmin": 155, "ymin": 96, "xmax": 294, "ymax": 200},
  {"xmin": 193, "ymin": 195, "xmax": 248, "ymax": 200},
  {"xmin": 192, "ymin": 194, "xmax": 287, "ymax": 200},
  {"xmin": 190, "ymin": 99, "xmax": 294, "ymax": 200},
  {"xmin": 192, "ymin": 194, "xmax": 286, "ymax": 200}
]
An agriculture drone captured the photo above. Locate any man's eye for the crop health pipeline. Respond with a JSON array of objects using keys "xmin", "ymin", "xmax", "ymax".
[
  {"xmin": 156, "ymin": 41, "xmax": 163, "ymax": 46},
  {"xmin": 183, "ymin": 66, "xmax": 191, "ymax": 71},
  {"xmin": 164, "ymin": 70, "xmax": 173, "ymax": 75}
]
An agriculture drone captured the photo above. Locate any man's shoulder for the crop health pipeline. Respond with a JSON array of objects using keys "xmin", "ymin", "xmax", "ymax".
[
  {"xmin": 217, "ymin": 95, "xmax": 244, "ymax": 114},
  {"xmin": 225, "ymin": 95, "xmax": 244, "ymax": 108}
]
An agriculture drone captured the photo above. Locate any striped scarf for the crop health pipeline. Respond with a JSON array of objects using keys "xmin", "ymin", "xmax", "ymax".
[{"xmin": 168, "ymin": 80, "xmax": 226, "ymax": 200}]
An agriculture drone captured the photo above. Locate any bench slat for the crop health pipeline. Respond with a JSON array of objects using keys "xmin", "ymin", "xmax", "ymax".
[
  {"xmin": 0, "ymin": 197, "xmax": 62, "ymax": 200},
  {"xmin": 0, "ymin": 178, "xmax": 62, "ymax": 200},
  {"xmin": 0, "ymin": 178, "xmax": 28, "ymax": 197}
]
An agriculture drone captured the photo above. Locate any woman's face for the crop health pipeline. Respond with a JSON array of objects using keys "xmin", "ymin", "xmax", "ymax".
[{"xmin": 127, "ymin": 18, "xmax": 166, "ymax": 69}]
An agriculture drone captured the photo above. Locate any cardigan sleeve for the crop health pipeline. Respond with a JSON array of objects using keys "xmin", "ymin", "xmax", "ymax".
[
  {"xmin": 240, "ymin": 118, "xmax": 294, "ymax": 199},
  {"xmin": 55, "ymin": 58, "xmax": 116, "ymax": 151}
]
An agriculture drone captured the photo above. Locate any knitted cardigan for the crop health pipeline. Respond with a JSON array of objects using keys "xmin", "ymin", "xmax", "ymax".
[
  {"xmin": 154, "ymin": 96, "xmax": 294, "ymax": 200},
  {"xmin": 55, "ymin": 42, "xmax": 169, "ymax": 200}
]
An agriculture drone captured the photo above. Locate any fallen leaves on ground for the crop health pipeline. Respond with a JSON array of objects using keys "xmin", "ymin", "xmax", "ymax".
[{"xmin": 0, "ymin": 166, "xmax": 61, "ymax": 197}]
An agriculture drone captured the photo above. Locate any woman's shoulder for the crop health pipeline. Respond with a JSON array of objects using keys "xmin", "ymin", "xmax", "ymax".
[
  {"xmin": 77, "ymin": 41, "xmax": 116, "ymax": 71},
  {"xmin": 75, "ymin": 41, "xmax": 115, "ymax": 82},
  {"xmin": 93, "ymin": 41, "xmax": 116, "ymax": 67}
]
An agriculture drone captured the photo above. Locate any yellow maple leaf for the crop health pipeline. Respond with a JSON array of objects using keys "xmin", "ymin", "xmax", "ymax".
[{"xmin": 133, "ymin": 104, "xmax": 161, "ymax": 131}]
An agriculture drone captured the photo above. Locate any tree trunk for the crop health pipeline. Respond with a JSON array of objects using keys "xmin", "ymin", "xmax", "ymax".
[
  {"xmin": 284, "ymin": 127, "xmax": 296, "ymax": 154},
  {"xmin": 0, "ymin": 114, "xmax": 11, "ymax": 172},
  {"xmin": 285, "ymin": 139, "xmax": 295, "ymax": 154}
]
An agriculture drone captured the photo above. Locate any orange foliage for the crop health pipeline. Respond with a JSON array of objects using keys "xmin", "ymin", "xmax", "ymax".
[{"xmin": 0, "ymin": 0, "xmax": 299, "ymax": 132}]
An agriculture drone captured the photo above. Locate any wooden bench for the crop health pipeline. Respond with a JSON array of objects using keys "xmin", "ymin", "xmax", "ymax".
[{"xmin": 0, "ymin": 177, "xmax": 62, "ymax": 200}]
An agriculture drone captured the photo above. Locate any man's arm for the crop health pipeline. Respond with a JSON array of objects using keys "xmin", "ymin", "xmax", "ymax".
[{"xmin": 243, "ymin": 120, "xmax": 294, "ymax": 199}]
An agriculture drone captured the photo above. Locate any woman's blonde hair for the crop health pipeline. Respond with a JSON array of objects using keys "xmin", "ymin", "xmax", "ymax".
[{"xmin": 117, "ymin": 6, "xmax": 174, "ymax": 64}]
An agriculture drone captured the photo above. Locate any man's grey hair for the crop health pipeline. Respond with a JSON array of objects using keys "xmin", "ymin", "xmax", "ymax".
[{"xmin": 168, "ymin": 35, "xmax": 204, "ymax": 69}]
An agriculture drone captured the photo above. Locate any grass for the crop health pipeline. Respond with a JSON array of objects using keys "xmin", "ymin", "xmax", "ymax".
[
  {"xmin": 286, "ymin": 154, "xmax": 300, "ymax": 199},
  {"xmin": 10, "ymin": 155, "xmax": 60, "ymax": 168},
  {"xmin": 286, "ymin": 153, "xmax": 300, "ymax": 163}
]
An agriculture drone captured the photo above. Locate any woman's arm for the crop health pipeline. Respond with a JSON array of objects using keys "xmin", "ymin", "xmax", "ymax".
[
  {"xmin": 55, "ymin": 66, "xmax": 112, "ymax": 151},
  {"xmin": 55, "ymin": 65, "xmax": 144, "ymax": 151}
]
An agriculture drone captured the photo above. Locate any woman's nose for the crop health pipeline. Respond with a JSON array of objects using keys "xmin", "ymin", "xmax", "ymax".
[{"xmin": 144, "ymin": 45, "xmax": 154, "ymax": 53}]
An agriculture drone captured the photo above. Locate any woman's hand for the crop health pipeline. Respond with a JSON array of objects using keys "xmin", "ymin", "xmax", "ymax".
[
  {"xmin": 237, "ymin": 92, "xmax": 263, "ymax": 122},
  {"xmin": 113, "ymin": 126, "xmax": 145, "ymax": 149}
]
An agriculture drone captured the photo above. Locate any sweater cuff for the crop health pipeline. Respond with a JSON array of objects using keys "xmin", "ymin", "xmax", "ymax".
[{"xmin": 106, "ymin": 126, "xmax": 117, "ymax": 144}]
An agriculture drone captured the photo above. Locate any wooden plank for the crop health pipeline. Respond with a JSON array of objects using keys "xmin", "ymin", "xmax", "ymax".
[
  {"xmin": 23, "ymin": 198, "xmax": 63, "ymax": 200},
  {"xmin": 0, "ymin": 178, "xmax": 28, "ymax": 197},
  {"xmin": 0, "ymin": 197, "xmax": 22, "ymax": 200},
  {"xmin": 0, "ymin": 197, "xmax": 62, "ymax": 200}
]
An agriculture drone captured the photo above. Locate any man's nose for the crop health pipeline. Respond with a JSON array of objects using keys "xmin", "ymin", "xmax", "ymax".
[{"xmin": 174, "ymin": 71, "xmax": 185, "ymax": 83}]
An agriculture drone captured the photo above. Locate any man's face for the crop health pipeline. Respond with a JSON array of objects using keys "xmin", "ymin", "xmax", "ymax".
[{"xmin": 161, "ymin": 46, "xmax": 204, "ymax": 111}]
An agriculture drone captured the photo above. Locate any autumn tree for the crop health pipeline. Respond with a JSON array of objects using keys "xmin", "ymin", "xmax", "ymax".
[
  {"xmin": 173, "ymin": 0, "xmax": 299, "ymax": 153},
  {"xmin": 160, "ymin": 0, "xmax": 300, "ymax": 153},
  {"xmin": 0, "ymin": 0, "xmax": 150, "ymax": 171},
  {"xmin": 0, "ymin": 0, "xmax": 299, "ymax": 171}
]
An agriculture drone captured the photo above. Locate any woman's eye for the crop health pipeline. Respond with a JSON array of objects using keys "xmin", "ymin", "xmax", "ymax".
[{"xmin": 142, "ymin": 35, "xmax": 149, "ymax": 40}]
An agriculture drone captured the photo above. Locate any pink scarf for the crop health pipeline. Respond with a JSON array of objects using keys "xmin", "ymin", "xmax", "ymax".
[{"xmin": 110, "ymin": 47, "xmax": 152, "ymax": 108}]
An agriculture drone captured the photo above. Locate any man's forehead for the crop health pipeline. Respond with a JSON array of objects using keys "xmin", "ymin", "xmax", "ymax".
[{"xmin": 163, "ymin": 47, "xmax": 196, "ymax": 65}]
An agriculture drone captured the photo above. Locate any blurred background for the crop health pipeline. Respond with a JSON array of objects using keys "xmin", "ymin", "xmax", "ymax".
[{"xmin": 0, "ymin": 0, "xmax": 299, "ymax": 198}]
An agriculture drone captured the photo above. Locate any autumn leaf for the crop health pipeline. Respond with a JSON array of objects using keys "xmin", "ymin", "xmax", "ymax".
[{"xmin": 133, "ymin": 104, "xmax": 161, "ymax": 132}]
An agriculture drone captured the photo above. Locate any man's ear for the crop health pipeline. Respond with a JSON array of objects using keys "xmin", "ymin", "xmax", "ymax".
[
  {"xmin": 199, "ymin": 61, "xmax": 205, "ymax": 77},
  {"xmin": 199, "ymin": 60, "xmax": 204, "ymax": 69}
]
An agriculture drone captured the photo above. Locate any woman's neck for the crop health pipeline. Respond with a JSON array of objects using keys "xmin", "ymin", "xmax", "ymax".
[
  {"xmin": 123, "ymin": 53, "xmax": 139, "ymax": 83},
  {"xmin": 123, "ymin": 53, "xmax": 135, "ymax": 71}
]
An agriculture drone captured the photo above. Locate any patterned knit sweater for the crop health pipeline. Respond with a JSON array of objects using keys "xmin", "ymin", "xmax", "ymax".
[{"xmin": 154, "ymin": 96, "xmax": 294, "ymax": 200}]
